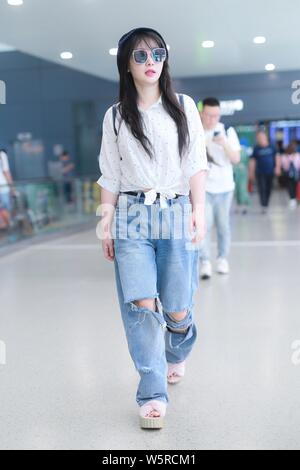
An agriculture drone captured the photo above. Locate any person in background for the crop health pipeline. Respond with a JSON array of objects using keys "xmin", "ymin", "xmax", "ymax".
[
  {"xmin": 280, "ymin": 142, "xmax": 300, "ymax": 209},
  {"xmin": 199, "ymin": 97, "xmax": 241, "ymax": 280},
  {"xmin": 59, "ymin": 150, "xmax": 75, "ymax": 204},
  {"xmin": 233, "ymin": 145, "xmax": 251, "ymax": 214},
  {"xmin": 0, "ymin": 149, "xmax": 14, "ymax": 222},
  {"xmin": 249, "ymin": 131, "xmax": 281, "ymax": 214}
]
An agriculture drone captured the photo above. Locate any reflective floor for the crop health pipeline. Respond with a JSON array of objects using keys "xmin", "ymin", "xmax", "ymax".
[{"xmin": 0, "ymin": 190, "xmax": 300, "ymax": 450}]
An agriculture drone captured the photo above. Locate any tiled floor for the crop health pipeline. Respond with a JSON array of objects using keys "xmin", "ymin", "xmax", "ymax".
[{"xmin": 0, "ymin": 191, "xmax": 299, "ymax": 450}]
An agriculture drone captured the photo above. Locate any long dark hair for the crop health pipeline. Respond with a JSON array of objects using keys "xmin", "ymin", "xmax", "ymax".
[{"xmin": 117, "ymin": 31, "xmax": 190, "ymax": 160}]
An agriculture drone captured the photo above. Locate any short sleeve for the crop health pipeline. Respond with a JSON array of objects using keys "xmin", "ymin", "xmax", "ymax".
[
  {"xmin": 0, "ymin": 151, "xmax": 10, "ymax": 172},
  {"xmin": 226, "ymin": 127, "xmax": 241, "ymax": 151},
  {"xmin": 97, "ymin": 107, "xmax": 121, "ymax": 195},
  {"xmin": 180, "ymin": 95, "xmax": 208, "ymax": 179}
]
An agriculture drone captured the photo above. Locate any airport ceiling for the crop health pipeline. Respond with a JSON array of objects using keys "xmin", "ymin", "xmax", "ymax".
[{"xmin": 0, "ymin": 0, "xmax": 299, "ymax": 81}]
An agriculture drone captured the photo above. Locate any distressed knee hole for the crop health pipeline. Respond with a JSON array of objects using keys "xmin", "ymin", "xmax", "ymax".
[
  {"xmin": 166, "ymin": 309, "xmax": 191, "ymax": 334},
  {"xmin": 133, "ymin": 298, "xmax": 156, "ymax": 311},
  {"xmin": 168, "ymin": 310, "xmax": 188, "ymax": 322}
]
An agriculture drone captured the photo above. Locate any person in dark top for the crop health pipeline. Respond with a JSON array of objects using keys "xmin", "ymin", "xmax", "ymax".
[
  {"xmin": 59, "ymin": 150, "xmax": 75, "ymax": 204},
  {"xmin": 250, "ymin": 131, "xmax": 281, "ymax": 213}
]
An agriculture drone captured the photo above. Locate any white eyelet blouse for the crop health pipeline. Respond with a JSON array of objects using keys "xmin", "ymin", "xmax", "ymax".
[{"xmin": 97, "ymin": 93, "xmax": 208, "ymax": 208}]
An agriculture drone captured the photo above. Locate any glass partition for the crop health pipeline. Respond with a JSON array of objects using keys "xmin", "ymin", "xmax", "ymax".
[{"xmin": 0, "ymin": 177, "xmax": 100, "ymax": 248}]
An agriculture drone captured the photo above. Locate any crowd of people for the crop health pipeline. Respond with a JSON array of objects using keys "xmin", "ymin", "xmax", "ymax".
[
  {"xmin": 198, "ymin": 100, "xmax": 300, "ymax": 279},
  {"xmin": 237, "ymin": 131, "xmax": 300, "ymax": 214}
]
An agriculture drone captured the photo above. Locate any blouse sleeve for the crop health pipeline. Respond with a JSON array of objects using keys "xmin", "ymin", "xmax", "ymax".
[
  {"xmin": 97, "ymin": 107, "xmax": 121, "ymax": 195},
  {"xmin": 181, "ymin": 95, "xmax": 209, "ymax": 179}
]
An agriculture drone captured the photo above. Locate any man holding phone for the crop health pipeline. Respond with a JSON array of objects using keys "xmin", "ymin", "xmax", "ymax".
[{"xmin": 199, "ymin": 97, "xmax": 241, "ymax": 279}]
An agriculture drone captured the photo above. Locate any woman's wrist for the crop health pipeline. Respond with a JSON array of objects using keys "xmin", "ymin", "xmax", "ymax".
[
  {"xmin": 191, "ymin": 201, "xmax": 205, "ymax": 213},
  {"xmin": 189, "ymin": 170, "xmax": 207, "ymax": 210}
]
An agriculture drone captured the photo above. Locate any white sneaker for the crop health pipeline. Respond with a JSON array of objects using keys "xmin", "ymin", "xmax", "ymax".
[
  {"xmin": 289, "ymin": 199, "xmax": 297, "ymax": 210},
  {"xmin": 201, "ymin": 260, "xmax": 212, "ymax": 280},
  {"xmin": 217, "ymin": 258, "xmax": 230, "ymax": 275}
]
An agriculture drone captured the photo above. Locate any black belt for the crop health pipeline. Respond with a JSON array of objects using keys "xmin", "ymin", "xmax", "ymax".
[{"xmin": 121, "ymin": 191, "xmax": 182, "ymax": 199}]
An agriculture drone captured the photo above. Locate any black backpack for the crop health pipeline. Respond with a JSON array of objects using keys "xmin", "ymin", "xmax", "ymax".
[{"xmin": 111, "ymin": 93, "xmax": 185, "ymax": 137}]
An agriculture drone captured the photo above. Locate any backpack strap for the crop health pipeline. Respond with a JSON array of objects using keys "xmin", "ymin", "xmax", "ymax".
[
  {"xmin": 178, "ymin": 93, "xmax": 185, "ymax": 110},
  {"xmin": 111, "ymin": 105, "xmax": 123, "ymax": 160},
  {"xmin": 112, "ymin": 104, "xmax": 118, "ymax": 137}
]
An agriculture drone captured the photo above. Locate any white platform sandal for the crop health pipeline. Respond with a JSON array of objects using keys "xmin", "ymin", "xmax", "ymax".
[
  {"xmin": 167, "ymin": 361, "xmax": 186, "ymax": 384},
  {"xmin": 139, "ymin": 400, "xmax": 167, "ymax": 429}
]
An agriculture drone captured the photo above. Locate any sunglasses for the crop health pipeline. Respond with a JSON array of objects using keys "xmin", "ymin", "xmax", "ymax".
[{"xmin": 132, "ymin": 47, "xmax": 167, "ymax": 64}]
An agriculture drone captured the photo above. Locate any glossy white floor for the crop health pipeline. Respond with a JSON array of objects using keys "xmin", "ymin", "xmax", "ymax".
[{"xmin": 0, "ymin": 190, "xmax": 300, "ymax": 450}]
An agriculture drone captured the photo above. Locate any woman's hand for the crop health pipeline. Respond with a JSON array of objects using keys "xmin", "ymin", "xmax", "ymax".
[
  {"xmin": 102, "ymin": 232, "xmax": 115, "ymax": 262},
  {"xmin": 99, "ymin": 188, "xmax": 119, "ymax": 262},
  {"xmin": 189, "ymin": 209, "xmax": 206, "ymax": 244},
  {"xmin": 99, "ymin": 209, "xmax": 115, "ymax": 262},
  {"xmin": 189, "ymin": 170, "xmax": 207, "ymax": 245}
]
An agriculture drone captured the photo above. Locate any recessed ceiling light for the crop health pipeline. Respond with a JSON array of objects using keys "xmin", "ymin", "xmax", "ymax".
[
  {"xmin": 60, "ymin": 52, "xmax": 73, "ymax": 60},
  {"xmin": 253, "ymin": 36, "xmax": 266, "ymax": 44},
  {"xmin": 7, "ymin": 0, "xmax": 23, "ymax": 5},
  {"xmin": 202, "ymin": 40, "xmax": 215, "ymax": 49},
  {"xmin": 265, "ymin": 63, "xmax": 276, "ymax": 71}
]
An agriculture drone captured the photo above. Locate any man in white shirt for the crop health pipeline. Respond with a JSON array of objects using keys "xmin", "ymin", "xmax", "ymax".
[
  {"xmin": 199, "ymin": 98, "xmax": 241, "ymax": 279},
  {"xmin": 0, "ymin": 149, "xmax": 14, "ymax": 213}
]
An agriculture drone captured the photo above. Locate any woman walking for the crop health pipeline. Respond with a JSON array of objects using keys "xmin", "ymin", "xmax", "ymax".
[
  {"xmin": 97, "ymin": 27, "xmax": 208, "ymax": 429},
  {"xmin": 280, "ymin": 142, "xmax": 300, "ymax": 209},
  {"xmin": 249, "ymin": 131, "xmax": 281, "ymax": 214}
]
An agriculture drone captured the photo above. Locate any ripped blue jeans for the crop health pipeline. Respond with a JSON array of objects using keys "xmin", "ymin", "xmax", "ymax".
[{"xmin": 112, "ymin": 192, "xmax": 200, "ymax": 407}]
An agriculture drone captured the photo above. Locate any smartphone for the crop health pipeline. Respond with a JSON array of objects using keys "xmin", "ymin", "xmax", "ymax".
[{"xmin": 213, "ymin": 131, "xmax": 221, "ymax": 137}]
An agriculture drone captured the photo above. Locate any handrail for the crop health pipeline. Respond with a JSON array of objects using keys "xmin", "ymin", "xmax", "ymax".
[{"xmin": 0, "ymin": 175, "xmax": 98, "ymax": 190}]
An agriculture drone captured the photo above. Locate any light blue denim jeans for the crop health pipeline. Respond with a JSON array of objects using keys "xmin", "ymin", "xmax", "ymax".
[
  {"xmin": 112, "ymin": 193, "xmax": 200, "ymax": 407},
  {"xmin": 199, "ymin": 191, "xmax": 234, "ymax": 262}
]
